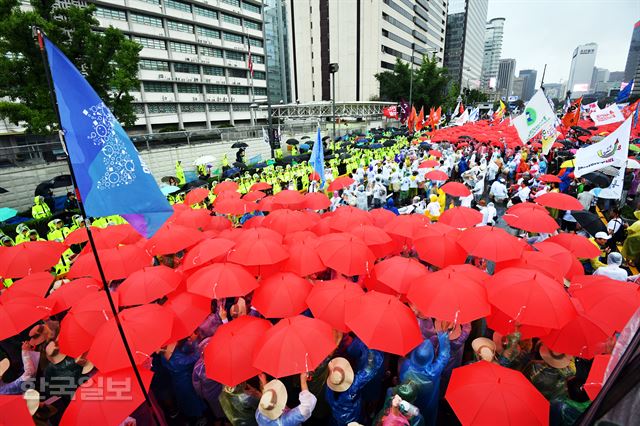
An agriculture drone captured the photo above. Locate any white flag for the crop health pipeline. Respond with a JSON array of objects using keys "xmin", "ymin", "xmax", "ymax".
[
  {"xmin": 592, "ymin": 166, "xmax": 625, "ymax": 200},
  {"xmin": 574, "ymin": 117, "xmax": 631, "ymax": 177},
  {"xmin": 590, "ymin": 105, "xmax": 624, "ymax": 126},
  {"xmin": 469, "ymin": 107, "xmax": 480, "ymax": 122},
  {"xmin": 583, "ymin": 101, "xmax": 600, "ymax": 115},
  {"xmin": 452, "ymin": 109, "xmax": 469, "ymax": 126},
  {"xmin": 262, "ymin": 126, "xmax": 270, "ymax": 145},
  {"xmin": 540, "ymin": 121, "xmax": 560, "ymax": 155},
  {"xmin": 451, "ymin": 101, "xmax": 461, "ymax": 119},
  {"xmin": 512, "ymin": 90, "xmax": 557, "ymax": 143}
]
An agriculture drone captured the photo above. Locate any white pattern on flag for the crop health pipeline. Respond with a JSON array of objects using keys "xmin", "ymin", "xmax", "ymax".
[
  {"xmin": 590, "ymin": 105, "xmax": 624, "ymax": 126},
  {"xmin": 512, "ymin": 90, "xmax": 556, "ymax": 144},
  {"xmin": 574, "ymin": 117, "xmax": 632, "ymax": 177}
]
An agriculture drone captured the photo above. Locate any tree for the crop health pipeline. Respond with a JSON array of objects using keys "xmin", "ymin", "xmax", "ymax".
[
  {"xmin": 462, "ymin": 88, "xmax": 488, "ymax": 105},
  {"xmin": 375, "ymin": 55, "xmax": 452, "ymax": 111},
  {"xmin": 0, "ymin": 0, "xmax": 141, "ymax": 134}
]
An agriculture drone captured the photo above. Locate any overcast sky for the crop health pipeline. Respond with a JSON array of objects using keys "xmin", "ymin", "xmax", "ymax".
[{"xmin": 486, "ymin": 0, "xmax": 640, "ymax": 85}]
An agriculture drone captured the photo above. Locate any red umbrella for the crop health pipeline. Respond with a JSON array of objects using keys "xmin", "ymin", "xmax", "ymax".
[
  {"xmin": 164, "ymin": 291, "xmax": 213, "ymax": 343},
  {"xmin": 316, "ymin": 233, "xmax": 375, "ymax": 276},
  {"xmin": 250, "ymin": 182, "xmax": 272, "ymax": 191},
  {"xmin": 243, "ymin": 216, "xmax": 266, "ymax": 228},
  {"xmin": 372, "ymin": 256, "xmax": 429, "ymax": 294},
  {"xmin": 64, "ymin": 225, "xmax": 134, "ymax": 249},
  {"xmin": 185, "ymin": 187, "xmax": 210, "ymax": 205},
  {"xmin": 146, "ymin": 224, "xmax": 204, "ymax": 255},
  {"xmin": 0, "ymin": 241, "xmax": 66, "ymax": 278},
  {"xmin": 117, "ymin": 266, "xmax": 183, "ymax": 306},
  {"xmin": 47, "ymin": 277, "xmax": 101, "ymax": 315},
  {"xmin": 60, "ymin": 367, "xmax": 154, "ymax": 426},
  {"xmin": 329, "ymin": 207, "xmax": 374, "ymax": 231},
  {"xmin": 408, "ymin": 266, "xmax": 491, "ymax": 323},
  {"xmin": 88, "ymin": 304, "xmax": 174, "ymax": 372},
  {"xmin": 263, "ymin": 209, "xmax": 314, "ymax": 235},
  {"xmin": 228, "ymin": 235, "xmax": 289, "ymax": 267},
  {"xmin": 439, "ymin": 206, "xmax": 483, "ymax": 228},
  {"xmin": 486, "ymin": 268, "xmax": 576, "ymax": 329},
  {"xmin": 414, "ymin": 224, "xmax": 467, "ymax": 268},
  {"xmin": 205, "ymin": 316, "xmax": 272, "ymax": 386},
  {"xmin": 171, "ymin": 208, "xmax": 213, "ymax": 230},
  {"xmin": 419, "ymin": 159, "xmax": 439, "ymax": 169},
  {"xmin": 441, "ymin": 182, "xmax": 471, "ymax": 197},
  {"xmin": 425, "ymin": 170, "xmax": 448, "ymax": 181},
  {"xmin": 235, "ymin": 227, "xmax": 283, "ymax": 244},
  {"xmin": 457, "ymin": 226, "xmax": 524, "ymax": 262},
  {"xmin": 207, "ymin": 216, "xmax": 233, "ymax": 232},
  {"xmin": 187, "ymin": 262, "xmax": 258, "ymax": 299},
  {"xmin": 544, "ymin": 233, "xmax": 600, "ymax": 259},
  {"xmin": 183, "ymin": 238, "xmax": 235, "ymax": 271},
  {"xmin": 383, "ymin": 214, "xmax": 428, "ymax": 242},
  {"xmin": 253, "ymin": 315, "xmax": 337, "ymax": 378},
  {"xmin": 0, "ymin": 395, "xmax": 36, "ymax": 425},
  {"xmin": 306, "ymin": 279, "xmax": 364, "ymax": 332},
  {"xmin": 273, "ymin": 189, "xmax": 305, "ymax": 207},
  {"xmin": 428, "ymin": 149, "xmax": 442, "ymax": 158},
  {"xmin": 283, "ymin": 230, "xmax": 318, "ymax": 245},
  {"xmin": 215, "ymin": 190, "xmax": 242, "ymax": 202},
  {"xmin": 534, "ymin": 241, "xmax": 583, "ymax": 280},
  {"xmin": 495, "ymin": 250, "xmax": 566, "ymax": 283},
  {"xmin": 535, "ymin": 192, "xmax": 583, "ymax": 211},
  {"xmin": 506, "ymin": 202, "xmax": 549, "ymax": 215},
  {"xmin": 2, "ymin": 272, "xmax": 54, "ymax": 298},
  {"xmin": 257, "ymin": 196, "xmax": 278, "ymax": 212},
  {"xmin": 369, "ymin": 208, "xmax": 396, "ymax": 227},
  {"xmin": 486, "ymin": 306, "xmax": 551, "ymax": 340},
  {"xmin": 584, "ymin": 354, "xmax": 612, "ymax": 401},
  {"xmin": 446, "ymin": 264, "xmax": 489, "ymax": 284},
  {"xmin": 213, "ymin": 181, "xmax": 239, "ymax": 194},
  {"xmin": 446, "ymin": 361, "xmax": 549, "ymax": 426},
  {"xmin": 214, "ymin": 199, "xmax": 255, "ymax": 216},
  {"xmin": 68, "ymin": 245, "xmax": 153, "ymax": 282},
  {"xmin": 346, "ymin": 291, "xmax": 422, "ymax": 355},
  {"xmin": 283, "ymin": 239, "xmax": 325, "ymax": 277},
  {"xmin": 303, "ymin": 192, "xmax": 331, "ymax": 210},
  {"xmin": 538, "ymin": 174, "xmax": 561, "ymax": 183},
  {"xmin": 540, "ymin": 298, "xmax": 610, "ymax": 359},
  {"xmin": 0, "ymin": 295, "xmax": 52, "ymax": 341},
  {"xmin": 503, "ymin": 207, "xmax": 560, "ymax": 234},
  {"xmin": 251, "ymin": 272, "xmax": 313, "ymax": 318},
  {"xmin": 348, "ymin": 225, "xmax": 394, "ymax": 258},
  {"xmin": 328, "ymin": 176, "xmax": 355, "ymax": 192},
  {"xmin": 243, "ymin": 190, "xmax": 266, "ymax": 202}
]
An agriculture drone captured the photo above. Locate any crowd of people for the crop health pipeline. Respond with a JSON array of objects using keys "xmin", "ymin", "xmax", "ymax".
[{"xmin": 1, "ymin": 120, "xmax": 639, "ymax": 426}]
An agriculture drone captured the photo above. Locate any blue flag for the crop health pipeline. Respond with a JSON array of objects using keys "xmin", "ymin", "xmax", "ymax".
[
  {"xmin": 309, "ymin": 126, "xmax": 325, "ymax": 189},
  {"xmin": 43, "ymin": 36, "xmax": 172, "ymax": 237},
  {"xmin": 616, "ymin": 79, "xmax": 634, "ymax": 103}
]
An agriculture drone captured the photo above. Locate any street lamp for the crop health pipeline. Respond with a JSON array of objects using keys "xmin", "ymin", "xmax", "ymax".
[
  {"xmin": 250, "ymin": 98, "xmax": 275, "ymax": 158},
  {"xmin": 329, "ymin": 62, "xmax": 339, "ymax": 151}
]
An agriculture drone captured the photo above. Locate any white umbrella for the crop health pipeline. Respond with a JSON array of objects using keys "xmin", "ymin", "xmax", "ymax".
[{"xmin": 193, "ymin": 155, "xmax": 216, "ymax": 166}]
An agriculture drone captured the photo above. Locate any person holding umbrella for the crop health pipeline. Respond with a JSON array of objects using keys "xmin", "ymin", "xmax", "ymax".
[
  {"xmin": 255, "ymin": 373, "xmax": 317, "ymax": 426},
  {"xmin": 523, "ymin": 343, "xmax": 575, "ymax": 401}
]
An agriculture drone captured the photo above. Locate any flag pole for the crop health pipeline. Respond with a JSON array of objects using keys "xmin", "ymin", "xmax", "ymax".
[{"xmin": 33, "ymin": 27, "xmax": 160, "ymax": 425}]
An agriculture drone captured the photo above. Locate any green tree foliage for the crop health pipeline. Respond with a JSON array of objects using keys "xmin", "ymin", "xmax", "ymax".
[
  {"xmin": 462, "ymin": 88, "xmax": 489, "ymax": 104},
  {"xmin": 375, "ymin": 55, "xmax": 455, "ymax": 111},
  {"xmin": 0, "ymin": 0, "xmax": 141, "ymax": 134}
]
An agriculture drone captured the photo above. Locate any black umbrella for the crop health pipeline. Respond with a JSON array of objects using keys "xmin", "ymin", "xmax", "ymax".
[
  {"xmin": 572, "ymin": 210, "xmax": 607, "ymax": 236},
  {"xmin": 231, "ymin": 142, "xmax": 249, "ymax": 148},
  {"xmin": 322, "ymin": 136, "xmax": 331, "ymax": 142},
  {"xmin": 571, "ymin": 126, "xmax": 592, "ymax": 136},
  {"xmin": 161, "ymin": 176, "xmax": 179, "ymax": 184},
  {"xmin": 383, "ymin": 141, "xmax": 395, "ymax": 147},
  {"xmin": 0, "ymin": 187, "xmax": 7, "ymax": 194},
  {"xmin": 583, "ymin": 172, "xmax": 613, "ymax": 188},
  {"xmin": 223, "ymin": 168, "xmax": 241, "ymax": 178},
  {"xmin": 34, "ymin": 182, "xmax": 53, "ymax": 196},
  {"xmin": 182, "ymin": 180, "xmax": 209, "ymax": 190},
  {"xmin": 50, "ymin": 175, "xmax": 72, "ymax": 188},
  {"xmin": 286, "ymin": 138, "xmax": 299, "ymax": 145},
  {"xmin": 301, "ymin": 136, "xmax": 310, "ymax": 140},
  {"xmin": 233, "ymin": 162, "xmax": 247, "ymax": 169}
]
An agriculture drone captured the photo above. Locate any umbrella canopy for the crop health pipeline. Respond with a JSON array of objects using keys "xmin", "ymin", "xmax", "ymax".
[
  {"xmin": 252, "ymin": 315, "xmax": 337, "ymax": 378},
  {"xmin": 425, "ymin": 170, "xmax": 448, "ymax": 181},
  {"xmin": 544, "ymin": 233, "xmax": 600, "ymax": 258},
  {"xmin": 187, "ymin": 262, "xmax": 258, "ymax": 299},
  {"xmin": 330, "ymin": 207, "xmax": 374, "ymax": 231},
  {"xmin": 583, "ymin": 171, "xmax": 613, "ymax": 188},
  {"xmin": 273, "ymin": 189, "xmax": 305, "ymax": 207},
  {"xmin": 47, "ymin": 278, "xmax": 101, "ymax": 315},
  {"xmin": 414, "ymin": 224, "xmax": 467, "ymax": 268},
  {"xmin": 486, "ymin": 306, "xmax": 551, "ymax": 340},
  {"xmin": 570, "ymin": 210, "xmax": 607, "ymax": 236},
  {"xmin": 347, "ymin": 224, "xmax": 394, "ymax": 258},
  {"xmin": 214, "ymin": 199, "xmax": 256, "ymax": 216},
  {"xmin": 263, "ymin": 209, "xmax": 314, "ymax": 235},
  {"xmin": 419, "ymin": 160, "xmax": 439, "ymax": 169},
  {"xmin": 50, "ymin": 174, "xmax": 73, "ymax": 188},
  {"xmin": 2, "ymin": 272, "xmax": 54, "ymax": 298},
  {"xmin": 117, "ymin": 266, "xmax": 182, "ymax": 306},
  {"xmin": 327, "ymin": 176, "xmax": 355, "ymax": 192},
  {"xmin": 0, "ymin": 207, "xmax": 17, "ymax": 222},
  {"xmin": 503, "ymin": 207, "xmax": 560, "ymax": 233},
  {"xmin": 251, "ymin": 272, "xmax": 312, "ymax": 318},
  {"xmin": 184, "ymin": 187, "xmax": 210, "ymax": 205},
  {"xmin": 0, "ymin": 395, "xmax": 34, "ymax": 425},
  {"xmin": 306, "ymin": 278, "xmax": 364, "ymax": 332},
  {"xmin": 243, "ymin": 190, "xmax": 266, "ymax": 202},
  {"xmin": 535, "ymin": 192, "xmax": 582, "ymax": 211},
  {"xmin": 446, "ymin": 361, "xmax": 549, "ymax": 426},
  {"xmin": 316, "ymin": 233, "xmax": 375, "ymax": 276},
  {"xmin": 146, "ymin": 224, "xmax": 205, "ymax": 255},
  {"xmin": 0, "ymin": 295, "xmax": 52, "ymax": 341},
  {"xmin": 164, "ymin": 291, "xmax": 212, "ymax": 343},
  {"xmin": 441, "ymin": 182, "xmax": 471, "ymax": 197},
  {"xmin": 439, "ymin": 206, "xmax": 483, "ymax": 228},
  {"xmin": 228, "ymin": 235, "xmax": 289, "ymax": 267},
  {"xmin": 285, "ymin": 138, "xmax": 299, "ymax": 145},
  {"xmin": 231, "ymin": 142, "xmax": 249, "ymax": 148},
  {"xmin": 161, "ymin": 185, "xmax": 181, "ymax": 195},
  {"xmin": 193, "ymin": 155, "xmax": 216, "ymax": 166},
  {"xmin": 0, "ymin": 241, "xmax": 66, "ymax": 278},
  {"xmin": 495, "ymin": 250, "xmax": 566, "ymax": 283},
  {"xmin": 372, "ymin": 256, "xmax": 428, "ymax": 295},
  {"xmin": 214, "ymin": 181, "xmax": 240, "ymax": 195},
  {"xmin": 205, "ymin": 316, "xmax": 272, "ymax": 386},
  {"xmin": 250, "ymin": 182, "xmax": 272, "ymax": 191},
  {"xmin": 304, "ymin": 192, "xmax": 331, "ymax": 210},
  {"xmin": 584, "ymin": 354, "xmax": 611, "ymax": 401},
  {"xmin": 283, "ymin": 239, "xmax": 325, "ymax": 277},
  {"xmin": 170, "ymin": 208, "xmax": 214, "ymax": 230},
  {"xmin": 65, "ymin": 224, "xmax": 138, "ymax": 249},
  {"xmin": 182, "ymin": 238, "xmax": 235, "ymax": 271},
  {"xmin": 538, "ymin": 174, "xmax": 561, "ymax": 183},
  {"xmin": 346, "ymin": 291, "xmax": 422, "ymax": 356},
  {"xmin": 457, "ymin": 227, "xmax": 524, "ymax": 262}
]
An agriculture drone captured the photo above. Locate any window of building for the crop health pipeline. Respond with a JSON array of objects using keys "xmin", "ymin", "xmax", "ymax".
[
  {"xmin": 228, "ymin": 69, "xmax": 246, "ymax": 78},
  {"xmin": 95, "ymin": 6, "xmax": 126, "ymax": 21},
  {"xmin": 177, "ymin": 83, "xmax": 202, "ymax": 93},
  {"xmin": 194, "ymin": 6, "xmax": 218, "ymax": 19},
  {"xmin": 253, "ymin": 71, "xmax": 266, "ymax": 80},
  {"xmin": 225, "ymin": 51, "xmax": 245, "ymax": 61},
  {"xmin": 221, "ymin": 0, "xmax": 240, "ymax": 6},
  {"xmin": 130, "ymin": 13, "xmax": 162, "ymax": 27},
  {"xmin": 181, "ymin": 104, "xmax": 206, "ymax": 112},
  {"xmin": 221, "ymin": 13, "xmax": 242, "ymax": 26},
  {"xmin": 138, "ymin": 0, "xmax": 160, "ymax": 4},
  {"xmin": 139, "ymin": 59, "xmax": 170, "ymax": 71},
  {"xmin": 197, "ymin": 26, "xmax": 220, "ymax": 39},
  {"xmin": 233, "ymin": 104, "xmax": 250, "ymax": 111},
  {"xmin": 132, "ymin": 36, "xmax": 166, "ymax": 50},
  {"xmin": 206, "ymin": 85, "xmax": 227, "ymax": 94},
  {"xmin": 200, "ymin": 46, "xmax": 223, "ymax": 57},
  {"xmin": 244, "ymin": 20, "xmax": 261, "ymax": 31},
  {"xmin": 165, "ymin": 0, "xmax": 191, "ymax": 13},
  {"xmin": 202, "ymin": 65, "xmax": 225, "ymax": 76},
  {"xmin": 170, "ymin": 41, "xmax": 197, "ymax": 54},
  {"xmin": 224, "ymin": 32, "xmax": 244, "ymax": 44},
  {"xmin": 133, "ymin": 104, "xmax": 146, "ymax": 114},
  {"xmin": 174, "ymin": 62, "xmax": 199, "ymax": 74},
  {"xmin": 248, "ymin": 38, "xmax": 263, "ymax": 48},
  {"xmin": 167, "ymin": 20, "xmax": 194, "ymax": 33},
  {"xmin": 209, "ymin": 103, "xmax": 229, "ymax": 111},
  {"xmin": 230, "ymin": 86, "xmax": 249, "ymax": 95},
  {"xmin": 148, "ymin": 103, "xmax": 178, "ymax": 113},
  {"xmin": 242, "ymin": 1, "xmax": 261, "ymax": 14},
  {"xmin": 254, "ymin": 87, "xmax": 267, "ymax": 96},
  {"xmin": 144, "ymin": 82, "xmax": 173, "ymax": 92},
  {"xmin": 252, "ymin": 54, "xmax": 264, "ymax": 64}
]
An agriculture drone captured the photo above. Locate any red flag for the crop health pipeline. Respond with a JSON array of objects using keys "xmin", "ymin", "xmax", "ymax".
[
  {"xmin": 383, "ymin": 105, "xmax": 398, "ymax": 118},
  {"xmin": 407, "ymin": 106, "xmax": 417, "ymax": 132},
  {"xmin": 622, "ymin": 99, "xmax": 640, "ymax": 119},
  {"xmin": 562, "ymin": 97, "xmax": 582, "ymax": 128},
  {"xmin": 247, "ymin": 44, "xmax": 254, "ymax": 78},
  {"xmin": 459, "ymin": 103, "xmax": 465, "ymax": 115},
  {"xmin": 427, "ymin": 107, "xmax": 435, "ymax": 128},
  {"xmin": 434, "ymin": 107, "xmax": 442, "ymax": 127},
  {"xmin": 416, "ymin": 107, "xmax": 425, "ymax": 131}
]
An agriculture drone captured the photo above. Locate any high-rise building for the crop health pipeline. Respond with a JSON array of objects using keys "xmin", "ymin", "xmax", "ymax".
[
  {"xmin": 591, "ymin": 67, "xmax": 610, "ymax": 90},
  {"xmin": 609, "ymin": 71, "xmax": 626, "ymax": 83},
  {"xmin": 567, "ymin": 42, "xmax": 597, "ymax": 99},
  {"xmin": 264, "ymin": 0, "xmax": 292, "ymax": 104},
  {"xmin": 624, "ymin": 20, "xmax": 640, "ymax": 82},
  {"xmin": 518, "ymin": 69, "xmax": 537, "ymax": 101},
  {"xmin": 512, "ymin": 76, "xmax": 525, "ymax": 100},
  {"xmin": 89, "ymin": 0, "xmax": 268, "ymax": 133},
  {"xmin": 443, "ymin": 0, "xmax": 488, "ymax": 90},
  {"xmin": 544, "ymin": 82, "xmax": 566, "ymax": 101},
  {"xmin": 496, "ymin": 58, "xmax": 516, "ymax": 97},
  {"xmin": 480, "ymin": 17, "xmax": 505, "ymax": 91},
  {"xmin": 285, "ymin": 0, "xmax": 449, "ymax": 103}
]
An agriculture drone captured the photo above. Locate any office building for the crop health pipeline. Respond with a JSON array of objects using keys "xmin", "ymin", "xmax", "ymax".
[
  {"xmin": 285, "ymin": 0, "xmax": 449, "ymax": 103},
  {"xmin": 609, "ymin": 71, "xmax": 625, "ymax": 83},
  {"xmin": 512, "ymin": 76, "xmax": 525, "ymax": 100},
  {"xmin": 624, "ymin": 20, "xmax": 640, "ymax": 82},
  {"xmin": 496, "ymin": 58, "xmax": 516, "ymax": 97},
  {"xmin": 567, "ymin": 42, "xmax": 597, "ymax": 99},
  {"xmin": 591, "ymin": 67, "xmax": 610, "ymax": 90},
  {"xmin": 89, "ymin": 0, "xmax": 268, "ymax": 133},
  {"xmin": 264, "ymin": 0, "xmax": 292, "ymax": 104},
  {"xmin": 480, "ymin": 17, "xmax": 506, "ymax": 91},
  {"xmin": 518, "ymin": 69, "xmax": 537, "ymax": 101},
  {"xmin": 443, "ymin": 0, "xmax": 488, "ymax": 90},
  {"xmin": 544, "ymin": 82, "xmax": 566, "ymax": 100}
]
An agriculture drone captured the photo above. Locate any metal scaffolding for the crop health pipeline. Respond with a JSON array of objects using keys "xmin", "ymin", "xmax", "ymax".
[{"xmin": 267, "ymin": 101, "xmax": 394, "ymax": 120}]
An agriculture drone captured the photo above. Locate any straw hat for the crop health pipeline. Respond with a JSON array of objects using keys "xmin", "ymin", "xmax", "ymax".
[
  {"xmin": 0, "ymin": 358, "xmax": 9, "ymax": 378},
  {"xmin": 258, "ymin": 379, "xmax": 288, "ymax": 420},
  {"xmin": 45, "ymin": 341, "xmax": 66, "ymax": 365},
  {"xmin": 472, "ymin": 337, "xmax": 496, "ymax": 362},
  {"xmin": 539, "ymin": 345, "xmax": 572, "ymax": 369},
  {"xmin": 434, "ymin": 319, "xmax": 461, "ymax": 340},
  {"xmin": 326, "ymin": 357, "xmax": 355, "ymax": 392},
  {"xmin": 24, "ymin": 389, "xmax": 40, "ymax": 415}
]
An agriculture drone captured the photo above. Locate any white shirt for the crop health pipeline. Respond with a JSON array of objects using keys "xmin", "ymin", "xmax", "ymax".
[
  {"xmin": 515, "ymin": 186, "xmax": 531, "ymax": 203},
  {"xmin": 426, "ymin": 202, "xmax": 441, "ymax": 217},
  {"xmin": 594, "ymin": 265, "xmax": 629, "ymax": 281},
  {"xmin": 490, "ymin": 181, "xmax": 508, "ymax": 199},
  {"xmin": 480, "ymin": 205, "xmax": 497, "ymax": 226},
  {"xmin": 460, "ymin": 194, "xmax": 473, "ymax": 208},
  {"xmin": 607, "ymin": 218, "xmax": 623, "ymax": 235}
]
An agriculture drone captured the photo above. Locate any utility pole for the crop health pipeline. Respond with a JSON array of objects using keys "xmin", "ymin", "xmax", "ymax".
[{"xmin": 329, "ymin": 63, "xmax": 339, "ymax": 151}]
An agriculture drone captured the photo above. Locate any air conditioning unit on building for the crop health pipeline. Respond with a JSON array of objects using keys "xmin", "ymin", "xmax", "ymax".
[
  {"xmin": 158, "ymin": 74, "xmax": 164, "ymax": 78},
  {"xmin": 162, "ymin": 96, "xmax": 169, "ymax": 101}
]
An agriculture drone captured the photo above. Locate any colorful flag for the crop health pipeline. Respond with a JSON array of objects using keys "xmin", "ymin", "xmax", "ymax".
[
  {"xmin": 309, "ymin": 126, "xmax": 325, "ymax": 189},
  {"xmin": 583, "ymin": 101, "xmax": 600, "ymax": 115},
  {"xmin": 43, "ymin": 35, "xmax": 172, "ymax": 237},
  {"xmin": 415, "ymin": 107, "xmax": 425, "ymax": 131},
  {"xmin": 452, "ymin": 109, "xmax": 470, "ymax": 126},
  {"xmin": 512, "ymin": 90, "xmax": 557, "ymax": 144},
  {"xmin": 561, "ymin": 97, "xmax": 582, "ymax": 128},
  {"xmin": 590, "ymin": 105, "xmax": 624, "ymax": 126},
  {"xmin": 493, "ymin": 100, "xmax": 506, "ymax": 121},
  {"xmin": 574, "ymin": 117, "xmax": 632, "ymax": 177},
  {"xmin": 468, "ymin": 107, "xmax": 480, "ymax": 122},
  {"xmin": 615, "ymin": 79, "xmax": 634, "ymax": 103},
  {"xmin": 434, "ymin": 107, "xmax": 442, "ymax": 128},
  {"xmin": 407, "ymin": 106, "xmax": 417, "ymax": 132},
  {"xmin": 397, "ymin": 100, "xmax": 410, "ymax": 123},
  {"xmin": 383, "ymin": 105, "xmax": 398, "ymax": 118}
]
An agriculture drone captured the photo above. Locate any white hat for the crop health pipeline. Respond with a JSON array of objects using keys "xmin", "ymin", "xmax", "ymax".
[
  {"xmin": 594, "ymin": 231, "xmax": 611, "ymax": 240},
  {"xmin": 539, "ymin": 344, "xmax": 572, "ymax": 369},
  {"xmin": 327, "ymin": 357, "xmax": 355, "ymax": 392},
  {"xmin": 258, "ymin": 379, "xmax": 288, "ymax": 420}
]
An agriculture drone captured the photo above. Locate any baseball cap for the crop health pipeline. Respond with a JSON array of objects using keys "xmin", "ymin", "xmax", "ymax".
[{"xmin": 594, "ymin": 231, "xmax": 611, "ymax": 240}]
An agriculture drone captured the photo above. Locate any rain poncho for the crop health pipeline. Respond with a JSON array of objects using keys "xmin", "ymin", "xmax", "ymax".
[
  {"xmin": 384, "ymin": 198, "xmax": 399, "ymax": 215},
  {"xmin": 523, "ymin": 360, "xmax": 576, "ymax": 401},
  {"xmin": 192, "ymin": 338, "xmax": 224, "ymax": 418},
  {"xmin": 161, "ymin": 340, "xmax": 206, "ymax": 418},
  {"xmin": 32, "ymin": 196, "xmax": 52, "ymax": 220},
  {"xmin": 175, "ymin": 161, "xmax": 186, "ymax": 185},
  {"xmin": 219, "ymin": 384, "xmax": 260, "ymax": 426}
]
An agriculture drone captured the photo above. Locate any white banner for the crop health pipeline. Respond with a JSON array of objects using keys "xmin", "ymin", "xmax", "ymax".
[
  {"xmin": 592, "ymin": 166, "xmax": 625, "ymax": 200},
  {"xmin": 574, "ymin": 117, "xmax": 631, "ymax": 177},
  {"xmin": 591, "ymin": 105, "xmax": 624, "ymax": 126},
  {"xmin": 583, "ymin": 101, "xmax": 600, "ymax": 115},
  {"xmin": 452, "ymin": 109, "xmax": 469, "ymax": 126},
  {"xmin": 513, "ymin": 90, "xmax": 557, "ymax": 143}
]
